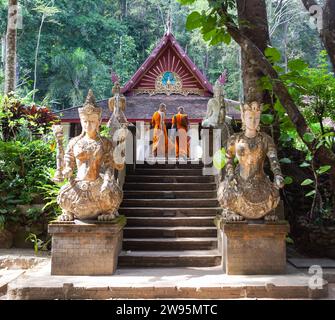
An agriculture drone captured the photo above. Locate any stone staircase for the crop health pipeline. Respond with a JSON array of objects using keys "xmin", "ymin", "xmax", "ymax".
[{"xmin": 118, "ymin": 162, "xmax": 222, "ymax": 268}]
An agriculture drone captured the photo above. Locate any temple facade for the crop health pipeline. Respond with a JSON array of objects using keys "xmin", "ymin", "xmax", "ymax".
[{"xmin": 57, "ymin": 29, "xmax": 239, "ymax": 139}]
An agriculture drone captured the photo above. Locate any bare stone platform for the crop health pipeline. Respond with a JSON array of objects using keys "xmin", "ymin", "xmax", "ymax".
[
  {"xmin": 48, "ymin": 216, "xmax": 126, "ymax": 276},
  {"xmin": 216, "ymin": 217, "xmax": 289, "ymax": 275},
  {"xmin": 5, "ymin": 261, "xmax": 328, "ymax": 299}
]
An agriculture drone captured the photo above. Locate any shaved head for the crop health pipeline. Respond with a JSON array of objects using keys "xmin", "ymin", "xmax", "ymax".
[{"xmin": 159, "ymin": 103, "xmax": 167, "ymax": 112}]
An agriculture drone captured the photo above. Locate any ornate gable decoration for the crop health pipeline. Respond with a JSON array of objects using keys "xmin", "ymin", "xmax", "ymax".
[{"xmin": 122, "ymin": 33, "xmax": 213, "ymax": 97}]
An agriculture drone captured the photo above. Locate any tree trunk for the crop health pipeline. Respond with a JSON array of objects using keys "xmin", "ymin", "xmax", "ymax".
[
  {"xmin": 301, "ymin": 0, "xmax": 335, "ymax": 72},
  {"xmin": 322, "ymin": 0, "xmax": 335, "ymax": 71},
  {"xmin": 33, "ymin": 14, "xmax": 45, "ymax": 102},
  {"xmin": 283, "ymin": 21, "xmax": 289, "ymax": 73},
  {"xmin": 119, "ymin": 0, "xmax": 127, "ymax": 20},
  {"xmin": 236, "ymin": 0, "xmax": 280, "ymax": 142},
  {"xmin": 1, "ymin": 34, "xmax": 6, "ymax": 70},
  {"xmin": 236, "ymin": 0, "xmax": 271, "ymax": 103},
  {"xmin": 204, "ymin": 49, "xmax": 209, "ymax": 72},
  {"xmin": 222, "ymin": 15, "xmax": 335, "ymax": 171},
  {"xmin": 4, "ymin": 0, "xmax": 18, "ymax": 95}
]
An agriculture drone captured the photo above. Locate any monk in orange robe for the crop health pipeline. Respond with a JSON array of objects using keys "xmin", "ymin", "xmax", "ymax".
[
  {"xmin": 172, "ymin": 106, "xmax": 190, "ymax": 160},
  {"xmin": 151, "ymin": 103, "xmax": 168, "ymax": 157}
]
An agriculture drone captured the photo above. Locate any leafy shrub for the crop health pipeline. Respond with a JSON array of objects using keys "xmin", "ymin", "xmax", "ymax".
[
  {"xmin": 0, "ymin": 129, "xmax": 57, "ymax": 229},
  {"xmin": 0, "ymin": 93, "xmax": 59, "ymax": 141}
]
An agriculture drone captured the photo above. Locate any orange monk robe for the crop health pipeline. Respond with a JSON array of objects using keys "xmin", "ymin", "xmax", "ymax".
[
  {"xmin": 151, "ymin": 111, "xmax": 168, "ymax": 156},
  {"xmin": 172, "ymin": 113, "xmax": 190, "ymax": 158}
]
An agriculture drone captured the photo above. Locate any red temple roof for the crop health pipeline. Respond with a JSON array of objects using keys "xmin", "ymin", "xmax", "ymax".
[
  {"xmin": 122, "ymin": 31, "xmax": 213, "ymax": 96},
  {"xmin": 57, "ymin": 31, "xmax": 243, "ymax": 122}
]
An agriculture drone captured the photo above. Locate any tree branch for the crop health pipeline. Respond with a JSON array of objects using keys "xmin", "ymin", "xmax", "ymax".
[{"xmin": 218, "ymin": 6, "xmax": 335, "ymax": 168}]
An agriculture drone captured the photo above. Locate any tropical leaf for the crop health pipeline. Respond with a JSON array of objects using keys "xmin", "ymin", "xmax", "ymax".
[
  {"xmin": 303, "ymin": 132, "xmax": 315, "ymax": 143},
  {"xmin": 280, "ymin": 158, "xmax": 292, "ymax": 164},
  {"xmin": 265, "ymin": 47, "xmax": 281, "ymax": 63},
  {"xmin": 299, "ymin": 162, "xmax": 310, "ymax": 168},
  {"xmin": 284, "ymin": 176, "xmax": 293, "ymax": 185},
  {"xmin": 301, "ymin": 179, "xmax": 314, "ymax": 186},
  {"xmin": 305, "ymin": 190, "xmax": 316, "ymax": 197},
  {"xmin": 316, "ymin": 165, "xmax": 331, "ymax": 175},
  {"xmin": 186, "ymin": 11, "xmax": 203, "ymax": 30}
]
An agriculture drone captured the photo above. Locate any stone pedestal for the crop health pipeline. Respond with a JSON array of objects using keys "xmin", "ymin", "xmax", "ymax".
[
  {"xmin": 216, "ymin": 216, "xmax": 290, "ymax": 275},
  {"xmin": 48, "ymin": 216, "xmax": 126, "ymax": 276}
]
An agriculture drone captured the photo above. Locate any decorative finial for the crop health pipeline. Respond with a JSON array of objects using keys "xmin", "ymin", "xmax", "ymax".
[
  {"xmin": 79, "ymin": 89, "xmax": 102, "ymax": 118},
  {"xmin": 111, "ymin": 70, "xmax": 120, "ymax": 84},
  {"xmin": 166, "ymin": 4, "xmax": 172, "ymax": 35},
  {"xmin": 218, "ymin": 70, "xmax": 228, "ymax": 86},
  {"xmin": 112, "ymin": 81, "xmax": 121, "ymax": 96},
  {"xmin": 85, "ymin": 89, "xmax": 97, "ymax": 106}
]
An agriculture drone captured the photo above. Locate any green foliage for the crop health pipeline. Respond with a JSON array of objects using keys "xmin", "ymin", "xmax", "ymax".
[
  {"xmin": 48, "ymin": 47, "xmax": 112, "ymax": 108},
  {"xmin": 301, "ymin": 179, "xmax": 314, "ymax": 186},
  {"xmin": 287, "ymin": 59, "xmax": 309, "ymax": 72},
  {"xmin": 213, "ymin": 147, "xmax": 226, "ymax": 170},
  {"xmin": 0, "ymin": 215, "xmax": 5, "ymax": 231},
  {"xmin": 286, "ymin": 236, "xmax": 294, "ymax": 245},
  {"xmin": 305, "ymin": 190, "xmax": 316, "ymax": 197},
  {"xmin": 316, "ymin": 165, "xmax": 331, "ymax": 175},
  {"xmin": 25, "ymin": 232, "xmax": 51, "ymax": 255},
  {"xmin": 186, "ymin": 11, "xmax": 203, "ymax": 30},
  {"xmin": 260, "ymin": 114, "xmax": 274, "ymax": 125},
  {"xmin": 303, "ymin": 132, "xmax": 315, "ymax": 144},
  {"xmin": 0, "ymin": 0, "xmax": 243, "ymax": 106},
  {"xmin": 0, "ymin": 0, "xmax": 331, "ymax": 109},
  {"xmin": 284, "ymin": 176, "xmax": 293, "ymax": 185},
  {"xmin": 38, "ymin": 168, "xmax": 65, "ymax": 218},
  {"xmin": 258, "ymin": 50, "xmax": 335, "ymax": 156},
  {"xmin": 178, "ymin": 0, "xmax": 197, "ymax": 5},
  {"xmin": 0, "ymin": 93, "xmax": 59, "ymax": 141},
  {"xmin": 265, "ymin": 47, "xmax": 281, "ymax": 63},
  {"xmin": 279, "ymin": 158, "xmax": 292, "ymax": 164},
  {"xmin": 300, "ymin": 162, "xmax": 310, "ymax": 168},
  {"xmin": 0, "ymin": 98, "xmax": 57, "ymax": 229},
  {"xmin": 100, "ymin": 124, "xmax": 111, "ymax": 138}
]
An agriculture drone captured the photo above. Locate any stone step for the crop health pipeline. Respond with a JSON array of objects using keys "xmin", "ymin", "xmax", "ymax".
[
  {"xmin": 121, "ymin": 198, "xmax": 219, "ymax": 208},
  {"xmin": 134, "ymin": 162, "xmax": 204, "ymax": 169},
  {"xmin": 129, "ymin": 169, "xmax": 203, "ymax": 176},
  {"xmin": 119, "ymin": 207, "xmax": 222, "ymax": 217},
  {"xmin": 118, "ymin": 250, "xmax": 222, "ymax": 268},
  {"xmin": 123, "ymin": 226, "xmax": 217, "ymax": 238},
  {"xmin": 125, "ymin": 175, "xmax": 215, "ymax": 183},
  {"xmin": 126, "ymin": 217, "xmax": 215, "ymax": 227},
  {"xmin": 123, "ymin": 183, "xmax": 217, "ymax": 191},
  {"xmin": 7, "ymin": 264, "xmax": 328, "ymax": 299},
  {"xmin": 124, "ymin": 190, "xmax": 217, "ymax": 199},
  {"xmin": 123, "ymin": 237, "xmax": 218, "ymax": 251}
]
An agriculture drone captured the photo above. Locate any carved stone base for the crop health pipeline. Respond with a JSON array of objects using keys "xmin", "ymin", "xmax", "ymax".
[
  {"xmin": 48, "ymin": 216, "xmax": 126, "ymax": 276},
  {"xmin": 215, "ymin": 216, "xmax": 289, "ymax": 275}
]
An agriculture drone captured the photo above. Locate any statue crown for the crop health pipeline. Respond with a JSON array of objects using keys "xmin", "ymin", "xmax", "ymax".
[
  {"xmin": 242, "ymin": 101, "xmax": 263, "ymax": 113},
  {"xmin": 214, "ymin": 79, "xmax": 225, "ymax": 96},
  {"xmin": 112, "ymin": 82, "xmax": 121, "ymax": 95},
  {"xmin": 78, "ymin": 89, "xmax": 102, "ymax": 118}
]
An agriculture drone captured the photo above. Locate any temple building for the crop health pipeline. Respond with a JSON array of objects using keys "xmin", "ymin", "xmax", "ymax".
[{"xmin": 57, "ymin": 28, "xmax": 240, "ymax": 139}]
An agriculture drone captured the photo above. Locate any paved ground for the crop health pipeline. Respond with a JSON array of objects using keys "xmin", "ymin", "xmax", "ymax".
[{"xmin": 1, "ymin": 249, "xmax": 334, "ymax": 300}]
